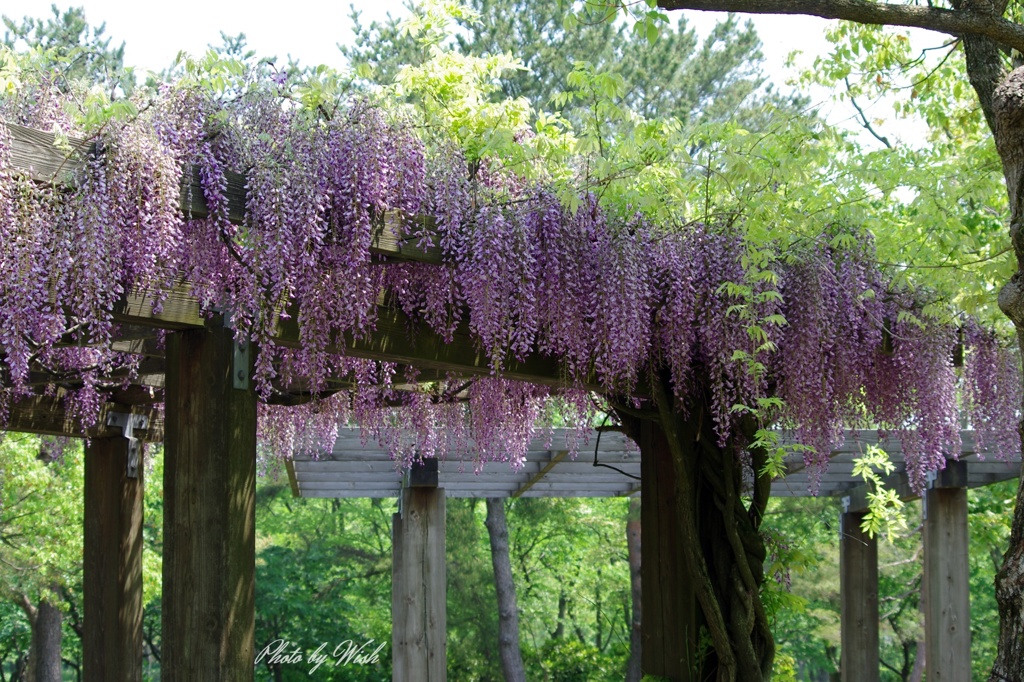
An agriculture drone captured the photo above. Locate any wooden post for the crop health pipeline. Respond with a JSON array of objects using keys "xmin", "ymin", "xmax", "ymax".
[
  {"xmin": 83, "ymin": 436, "xmax": 143, "ymax": 681},
  {"xmin": 162, "ymin": 321, "xmax": 256, "ymax": 681},
  {"xmin": 640, "ymin": 421, "xmax": 695, "ymax": 679},
  {"xmin": 392, "ymin": 483, "xmax": 446, "ymax": 681},
  {"xmin": 923, "ymin": 472, "xmax": 971, "ymax": 681},
  {"xmin": 839, "ymin": 508, "xmax": 879, "ymax": 682}
]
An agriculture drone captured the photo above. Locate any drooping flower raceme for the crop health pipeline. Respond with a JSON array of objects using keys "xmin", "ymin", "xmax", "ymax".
[{"xmin": 0, "ymin": 71, "xmax": 1017, "ymax": 487}]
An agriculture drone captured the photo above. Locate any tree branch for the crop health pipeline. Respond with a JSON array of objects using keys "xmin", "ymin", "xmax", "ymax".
[
  {"xmin": 845, "ymin": 78, "xmax": 893, "ymax": 148},
  {"xmin": 655, "ymin": 0, "xmax": 1024, "ymax": 53}
]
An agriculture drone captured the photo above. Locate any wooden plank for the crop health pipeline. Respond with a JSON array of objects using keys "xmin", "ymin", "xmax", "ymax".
[
  {"xmin": 113, "ymin": 283, "xmax": 206, "ymax": 330},
  {"xmin": 372, "ymin": 212, "xmax": 443, "ymax": 263},
  {"xmin": 106, "ymin": 286, "xmax": 587, "ymax": 389},
  {"xmin": 83, "ymin": 436, "xmax": 143, "ymax": 682},
  {"xmin": 293, "ymin": 471, "xmax": 640, "ymax": 484},
  {"xmin": 293, "ymin": 460, "xmax": 640, "ymax": 475},
  {"xmin": 839, "ymin": 511, "xmax": 879, "ymax": 682},
  {"xmin": 923, "ymin": 487, "xmax": 971, "ymax": 681},
  {"xmin": 276, "ymin": 305, "xmax": 590, "ymax": 390},
  {"xmin": 6, "ymin": 121, "xmax": 91, "ymax": 184},
  {"xmin": 284, "ymin": 458, "xmax": 301, "ymax": 498},
  {"xmin": 162, "ymin": 321, "xmax": 255, "ymax": 681}
]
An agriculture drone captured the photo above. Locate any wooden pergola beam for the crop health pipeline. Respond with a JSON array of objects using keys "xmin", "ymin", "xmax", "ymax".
[
  {"xmin": 513, "ymin": 450, "xmax": 569, "ymax": 498},
  {"xmin": 3, "ymin": 121, "xmax": 606, "ymax": 394},
  {"xmin": 6, "ymin": 122, "xmax": 442, "ymax": 265},
  {"xmin": 5, "ymin": 393, "xmax": 163, "ymax": 441}
]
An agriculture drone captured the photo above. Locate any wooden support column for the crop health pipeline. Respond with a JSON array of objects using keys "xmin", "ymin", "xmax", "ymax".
[
  {"xmin": 392, "ymin": 459, "xmax": 446, "ymax": 681},
  {"xmin": 83, "ymin": 434, "xmax": 143, "ymax": 681},
  {"xmin": 923, "ymin": 462, "xmax": 970, "ymax": 681},
  {"xmin": 163, "ymin": 320, "xmax": 256, "ymax": 681},
  {"xmin": 839, "ymin": 506, "xmax": 879, "ymax": 682},
  {"xmin": 639, "ymin": 420, "xmax": 695, "ymax": 680}
]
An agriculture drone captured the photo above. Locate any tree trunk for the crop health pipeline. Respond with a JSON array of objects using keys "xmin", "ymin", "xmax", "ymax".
[
  {"xmin": 986, "ymin": 42, "xmax": 1024, "ymax": 682},
  {"xmin": 484, "ymin": 498, "xmax": 527, "ymax": 682},
  {"xmin": 28, "ymin": 599, "xmax": 62, "ymax": 682},
  {"xmin": 615, "ymin": 375, "xmax": 774, "ymax": 682},
  {"xmin": 626, "ymin": 496, "xmax": 642, "ymax": 682},
  {"xmin": 553, "ymin": 591, "xmax": 566, "ymax": 639}
]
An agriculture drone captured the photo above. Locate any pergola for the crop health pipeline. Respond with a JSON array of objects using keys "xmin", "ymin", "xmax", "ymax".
[
  {"xmin": 3, "ymin": 120, "xmax": 1020, "ymax": 681},
  {"xmin": 288, "ymin": 427, "xmax": 1019, "ymax": 680}
]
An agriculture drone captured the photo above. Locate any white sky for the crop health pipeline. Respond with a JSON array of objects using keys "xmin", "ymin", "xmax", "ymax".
[{"xmin": 5, "ymin": 0, "xmax": 943, "ymax": 146}]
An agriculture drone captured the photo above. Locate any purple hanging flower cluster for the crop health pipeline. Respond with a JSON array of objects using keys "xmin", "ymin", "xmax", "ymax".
[
  {"xmin": 964, "ymin": 322, "xmax": 1023, "ymax": 462},
  {"xmin": 0, "ymin": 70, "xmax": 1020, "ymax": 484}
]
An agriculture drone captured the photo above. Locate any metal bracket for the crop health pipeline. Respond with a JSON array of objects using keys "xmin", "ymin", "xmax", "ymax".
[
  {"xmin": 106, "ymin": 412, "xmax": 149, "ymax": 479},
  {"xmin": 220, "ymin": 309, "xmax": 251, "ymax": 391},
  {"xmin": 233, "ymin": 337, "xmax": 250, "ymax": 390},
  {"xmin": 841, "ymin": 495, "xmax": 851, "ymax": 514}
]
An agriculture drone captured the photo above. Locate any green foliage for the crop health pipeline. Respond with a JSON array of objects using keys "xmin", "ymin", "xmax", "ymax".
[
  {"xmin": 968, "ymin": 480, "xmax": 1015, "ymax": 678},
  {"xmin": 249, "ymin": 487, "xmax": 636, "ymax": 680},
  {"xmin": 343, "ymin": 0, "xmax": 796, "ymax": 126},
  {"xmin": 0, "ymin": 435, "xmax": 84, "ymax": 676},
  {"xmin": 530, "ymin": 636, "xmax": 623, "ymax": 681},
  {"xmin": 799, "ymin": 22, "xmax": 1013, "ymax": 328},
  {"xmin": 254, "ymin": 485, "xmax": 393, "ymax": 681},
  {"xmin": 0, "ymin": 435, "xmax": 82, "ymax": 606},
  {"xmin": 852, "ymin": 445, "xmax": 908, "ymax": 540},
  {"xmin": 2, "ymin": 5, "xmax": 134, "ymax": 96}
]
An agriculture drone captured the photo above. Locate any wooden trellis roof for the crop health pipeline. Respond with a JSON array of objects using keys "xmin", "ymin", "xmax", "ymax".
[
  {"xmin": 287, "ymin": 428, "xmax": 1021, "ymax": 501},
  {"xmin": 5, "ymin": 121, "xmax": 1023, "ymax": 506}
]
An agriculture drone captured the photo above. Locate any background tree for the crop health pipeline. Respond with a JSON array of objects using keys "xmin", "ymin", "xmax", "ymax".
[
  {"xmin": 0, "ymin": 437, "xmax": 82, "ymax": 681},
  {"xmin": 2, "ymin": 5, "xmax": 133, "ymax": 96},
  {"xmin": 342, "ymin": 0, "xmax": 799, "ymax": 125},
  {"xmin": 254, "ymin": 486, "xmax": 392, "ymax": 682}
]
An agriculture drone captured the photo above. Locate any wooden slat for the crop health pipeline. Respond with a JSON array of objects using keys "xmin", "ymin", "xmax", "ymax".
[
  {"xmin": 372, "ymin": 212, "xmax": 443, "ymax": 263},
  {"xmin": 275, "ymin": 305, "xmax": 591, "ymax": 390},
  {"xmin": 285, "ymin": 458, "xmax": 301, "ymax": 498},
  {"xmin": 106, "ymin": 285, "xmax": 587, "ymax": 390},
  {"xmin": 6, "ymin": 121, "xmax": 91, "ymax": 184},
  {"xmin": 514, "ymin": 450, "xmax": 569, "ymax": 498}
]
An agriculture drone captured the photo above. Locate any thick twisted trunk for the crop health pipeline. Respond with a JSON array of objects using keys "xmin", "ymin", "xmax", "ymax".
[
  {"xmin": 616, "ymin": 377, "xmax": 773, "ymax": 681},
  {"xmin": 989, "ymin": 55, "xmax": 1024, "ymax": 682}
]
